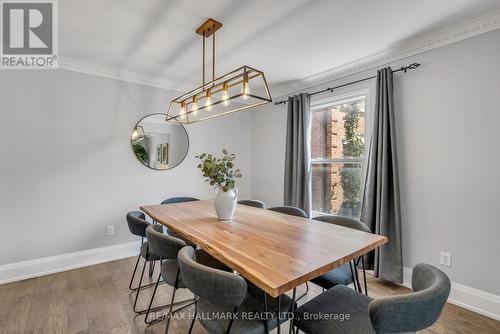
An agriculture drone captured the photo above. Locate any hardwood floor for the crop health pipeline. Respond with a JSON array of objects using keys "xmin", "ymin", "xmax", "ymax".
[{"xmin": 0, "ymin": 257, "xmax": 498, "ymax": 334}]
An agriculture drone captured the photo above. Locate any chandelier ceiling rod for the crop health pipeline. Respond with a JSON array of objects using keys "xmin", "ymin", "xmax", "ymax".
[{"xmin": 198, "ymin": 19, "xmax": 222, "ymax": 86}]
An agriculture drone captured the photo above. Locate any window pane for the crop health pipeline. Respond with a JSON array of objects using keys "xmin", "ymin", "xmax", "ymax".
[
  {"xmin": 311, "ymin": 98, "xmax": 366, "ymax": 160},
  {"xmin": 311, "ymin": 163, "xmax": 363, "ymax": 219}
]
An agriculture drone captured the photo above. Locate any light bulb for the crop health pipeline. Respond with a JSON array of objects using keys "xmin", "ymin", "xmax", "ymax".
[
  {"xmin": 222, "ymin": 82, "xmax": 230, "ymax": 106},
  {"xmin": 191, "ymin": 96, "xmax": 199, "ymax": 115},
  {"xmin": 132, "ymin": 129, "xmax": 138, "ymax": 140},
  {"xmin": 179, "ymin": 101, "xmax": 187, "ymax": 119},
  {"xmin": 205, "ymin": 89, "xmax": 213, "ymax": 111},
  {"xmin": 241, "ymin": 73, "xmax": 250, "ymax": 100}
]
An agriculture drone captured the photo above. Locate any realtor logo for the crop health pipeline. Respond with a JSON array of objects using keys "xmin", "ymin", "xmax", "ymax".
[{"xmin": 1, "ymin": 0, "xmax": 58, "ymax": 69}]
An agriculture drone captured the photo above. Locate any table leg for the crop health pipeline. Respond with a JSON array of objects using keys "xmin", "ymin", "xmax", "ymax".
[
  {"xmin": 264, "ymin": 292, "xmax": 269, "ymax": 334},
  {"xmin": 277, "ymin": 295, "xmax": 281, "ymax": 334},
  {"xmin": 289, "ymin": 288, "xmax": 297, "ymax": 334}
]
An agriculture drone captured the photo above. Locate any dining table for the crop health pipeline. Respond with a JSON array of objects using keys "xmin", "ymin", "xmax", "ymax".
[{"xmin": 141, "ymin": 200, "xmax": 387, "ymax": 333}]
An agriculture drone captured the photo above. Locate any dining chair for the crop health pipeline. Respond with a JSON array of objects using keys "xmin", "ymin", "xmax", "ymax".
[
  {"xmin": 126, "ymin": 211, "xmax": 163, "ymax": 312},
  {"xmin": 145, "ymin": 226, "xmax": 229, "ymax": 332},
  {"xmin": 268, "ymin": 205, "xmax": 308, "ymax": 218},
  {"xmin": 178, "ymin": 246, "xmax": 294, "ymax": 334},
  {"xmin": 268, "ymin": 205, "xmax": 310, "ymax": 301},
  {"xmin": 238, "ymin": 199, "xmax": 266, "ymax": 209},
  {"xmin": 312, "ymin": 215, "xmax": 371, "ymax": 294},
  {"xmin": 293, "ymin": 263, "xmax": 451, "ymax": 334},
  {"xmin": 160, "ymin": 196, "xmax": 199, "ymax": 247},
  {"xmin": 161, "ymin": 196, "xmax": 200, "ymax": 205}
]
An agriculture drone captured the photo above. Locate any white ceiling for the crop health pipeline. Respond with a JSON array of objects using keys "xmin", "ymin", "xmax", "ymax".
[{"xmin": 61, "ymin": 0, "xmax": 500, "ymax": 96}]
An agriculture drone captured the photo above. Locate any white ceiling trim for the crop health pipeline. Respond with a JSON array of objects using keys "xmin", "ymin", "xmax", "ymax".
[
  {"xmin": 58, "ymin": 10, "xmax": 500, "ymax": 96},
  {"xmin": 59, "ymin": 57, "xmax": 192, "ymax": 93},
  {"xmin": 272, "ymin": 10, "xmax": 500, "ymax": 98}
]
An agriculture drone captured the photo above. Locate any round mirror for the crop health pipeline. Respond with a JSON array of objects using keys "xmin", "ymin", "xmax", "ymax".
[{"xmin": 131, "ymin": 114, "xmax": 189, "ymax": 170}]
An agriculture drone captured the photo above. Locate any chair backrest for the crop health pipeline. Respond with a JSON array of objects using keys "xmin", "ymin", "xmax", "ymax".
[
  {"xmin": 146, "ymin": 225, "xmax": 185, "ymax": 260},
  {"xmin": 268, "ymin": 206, "xmax": 308, "ymax": 218},
  {"xmin": 313, "ymin": 215, "xmax": 371, "ymax": 233},
  {"xmin": 238, "ymin": 199, "xmax": 266, "ymax": 209},
  {"xmin": 178, "ymin": 246, "xmax": 247, "ymax": 307},
  {"xmin": 161, "ymin": 197, "xmax": 199, "ymax": 205},
  {"xmin": 126, "ymin": 211, "xmax": 149, "ymax": 237},
  {"xmin": 368, "ymin": 263, "xmax": 451, "ymax": 333}
]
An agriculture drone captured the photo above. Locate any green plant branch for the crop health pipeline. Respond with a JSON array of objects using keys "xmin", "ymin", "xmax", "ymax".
[{"xmin": 195, "ymin": 149, "xmax": 242, "ymax": 192}]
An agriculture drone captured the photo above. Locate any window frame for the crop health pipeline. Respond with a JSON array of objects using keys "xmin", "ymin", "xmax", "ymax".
[{"xmin": 309, "ymin": 87, "xmax": 373, "ymax": 217}]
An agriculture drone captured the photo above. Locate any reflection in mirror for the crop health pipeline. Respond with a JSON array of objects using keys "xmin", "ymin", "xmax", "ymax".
[{"xmin": 131, "ymin": 114, "xmax": 189, "ymax": 170}]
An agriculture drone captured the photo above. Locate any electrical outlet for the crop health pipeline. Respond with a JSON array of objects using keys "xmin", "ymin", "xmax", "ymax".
[
  {"xmin": 106, "ymin": 225, "xmax": 115, "ymax": 236},
  {"xmin": 440, "ymin": 251, "xmax": 451, "ymax": 266}
]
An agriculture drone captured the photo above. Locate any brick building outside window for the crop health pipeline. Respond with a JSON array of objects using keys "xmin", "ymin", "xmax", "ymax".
[{"xmin": 311, "ymin": 95, "xmax": 366, "ymax": 219}]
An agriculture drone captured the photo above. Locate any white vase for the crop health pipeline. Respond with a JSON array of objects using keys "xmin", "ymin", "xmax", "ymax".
[{"xmin": 214, "ymin": 187, "xmax": 238, "ymax": 220}]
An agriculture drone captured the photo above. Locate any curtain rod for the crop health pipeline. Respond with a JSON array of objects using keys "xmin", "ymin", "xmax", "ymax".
[{"xmin": 273, "ymin": 63, "xmax": 421, "ymax": 105}]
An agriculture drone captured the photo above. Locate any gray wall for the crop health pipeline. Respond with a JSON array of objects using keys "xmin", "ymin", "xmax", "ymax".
[
  {"xmin": 251, "ymin": 29, "xmax": 500, "ymax": 295},
  {"xmin": 0, "ymin": 70, "xmax": 253, "ymax": 264}
]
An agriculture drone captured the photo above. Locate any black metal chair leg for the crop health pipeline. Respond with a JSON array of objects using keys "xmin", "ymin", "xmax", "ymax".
[
  {"xmin": 349, "ymin": 261, "xmax": 360, "ymax": 292},
  {"xmin": 188, "ymin": 301, "xmax": 197, "ymax": 334},
  {"xmin": 165, "ymin": 270, "xmax": 180, "ymax": 334},
  {"xmin": 225, "ymin": 306, "xmax": 238, "ymax": 334},
  {"xmin": 353, "ymin": 260, "xmax": 363, "ymax": 294},
  {"xmin": 144, "ymin": 272, "xmax": 162, "ymax": 324},
  {"xmin": 128, "ymin": 254, "xmax": 141, "ymax": 291},
  {"xmin": 133, "ymin": 259, "xmax": 147, "ymax": 313},
  {"xmin": 296, "ymin": 282, "xmax": 309, "ymax": 302},
  {"xmin": 362, "ymin": 256, "xmax": 368, "ymax": 295}
]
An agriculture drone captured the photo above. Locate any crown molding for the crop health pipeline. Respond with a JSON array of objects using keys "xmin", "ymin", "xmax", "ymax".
[
  {"xmin": 271, "ymin": 10, "xmax": 500, "ymax": 98},
  {"xmin": 58, "ymin": 11, "xmax": 500, "ymax": 97},
  {"xmin": 59, "ymin": 57, "xmax": 192, "ymax": 92}
]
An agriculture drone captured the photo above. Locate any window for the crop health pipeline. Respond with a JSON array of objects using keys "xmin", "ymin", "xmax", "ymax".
[{"xmin": 311, "ymin": 94, "xmax": 367, "ymax": 219}]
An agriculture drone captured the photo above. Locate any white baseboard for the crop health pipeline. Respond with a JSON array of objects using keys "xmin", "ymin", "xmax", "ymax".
[
  {"xmin": 402, "ymin": 267, "xmax": 500, "ymax": 321},
  {"xmin": 2, "ymin": 249, "xmax": 500, "ymax": 322},
  {"xmin": 0, "ymin": 241, "xmax": 141, "ymax": 285}
]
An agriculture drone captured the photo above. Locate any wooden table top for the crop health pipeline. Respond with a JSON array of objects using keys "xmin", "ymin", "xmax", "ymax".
[{"xmin": 141, "ymin": 200, "xmax": 387, "ymax": 297}]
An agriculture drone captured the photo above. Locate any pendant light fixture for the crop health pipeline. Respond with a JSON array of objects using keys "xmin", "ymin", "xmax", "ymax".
[{"xmin": 166, "ymin": 18, "xmax": 272, "ymax": 124}]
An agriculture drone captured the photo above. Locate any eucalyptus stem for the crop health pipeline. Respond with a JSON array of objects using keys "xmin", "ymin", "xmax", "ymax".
[{"xmin": 195, "ymin": 149, "xmax": 242, "ymax": 192}]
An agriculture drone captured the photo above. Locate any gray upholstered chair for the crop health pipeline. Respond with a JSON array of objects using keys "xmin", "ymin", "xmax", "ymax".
[
  {"xmin": 145, "ymin": 226, "xmax": 228, "ymax": 331},
  {"xmin": 268, "ymin": 205, "xmax": 308, "ymax": 218},
  {"xmin": 178, "ymin": 246, "xmax": 294, "ymax": 334},
  {"xmin": 160, "ymin": 196, "xmax": 199, "ymax": 247},
  {"xmin": 294, "ymin": 263, "xmax": 451, "ymax": 334},
  {"xmin": 238, "ymin": 199, "xmax": 266, "ymax": 209},
  {"xmin": 312, "ymin": 215, "xmax": 372, "ymax": 294},
  {"xmin": 126, "ymin": 211, "xmax": 163, "ymax": 312},
  {"xmin": 161, "ymin": 196, "xmax": 199, "ymax": 205},
  {"xmin": 268, "ymin": 205, "xmax": 310, "ymax": 301}
]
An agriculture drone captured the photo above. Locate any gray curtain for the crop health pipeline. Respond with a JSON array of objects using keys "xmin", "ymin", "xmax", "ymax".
[
  {"xmin": 284, "ymin": 93, "xmax": 312, "ymax": 217},
  {"xmin": 361, "ymin": 67, "xmax": 403, "ymax": 283}
]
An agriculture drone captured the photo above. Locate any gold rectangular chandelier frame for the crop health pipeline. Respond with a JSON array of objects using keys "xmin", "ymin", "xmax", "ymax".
[
  {"xmin": 166, "ymin": 66, "xmax": 272, "ymax": 124},
  {"xmin": 166, "ymin": 18, "xmax": 272, "ymax": 124}
]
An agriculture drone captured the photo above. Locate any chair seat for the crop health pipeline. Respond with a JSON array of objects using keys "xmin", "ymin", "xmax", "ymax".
[
  {"xmin": 198, "ymin": 287, "xmax": 294, "ymax": 334},
  {"xmin": 310, "ymin": 263, "xmax": 354, "ymax": 290},
  {"xmin": 161, "ymin": 249, "xmax": 229, "ymax": 288},
  {"xmin": 295, "ymin": 285, "xmax": 375, "ymax": 334},
  {"xmin": 140, "ymin": 242, "xmax": 161, "ymax": 261}
]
